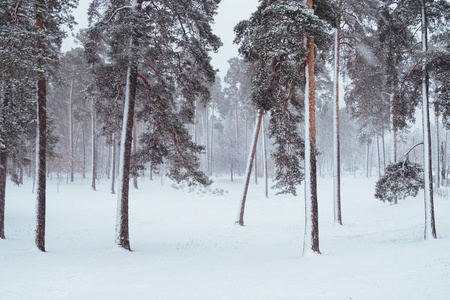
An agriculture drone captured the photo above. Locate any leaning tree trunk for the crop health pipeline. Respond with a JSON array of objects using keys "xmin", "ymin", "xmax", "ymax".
[
  {"xmin": 35, "ymin": 0, "xmax": 47, "ymax": 252},
  {"xmin": 236, "ymin": 109, "xmax": 264, "ymax": 226},
  {"xmin": 303, "ymin": 0, "xmax": 320, "ymax": 256},
  {"xmin": 421, "ymin": 0, "xmax": 437, "ymax": 239},
  {"xmin": 333, "ymin": 23, "xmax": 342, "ymax": 225}
]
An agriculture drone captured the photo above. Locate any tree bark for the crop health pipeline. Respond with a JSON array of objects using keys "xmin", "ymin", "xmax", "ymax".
[
  {"xmin": 0, "ymin": 145, "xmax": 7, "ymax": 239},
  {"xmin": 236, "ymin": 109, "xmax": 264, "ymax": 226},
  {"xmin": 262, "ymin": 116, "xmax": 269, "ymax": 198},
  {"xmin": 116, "ymin": 7, "xmax": 139, "ymax": 250},
  {"xmin": 0, "ymin": 83, "xmax": 9, "ymax": 239},
  {"xmin": 35, "ymin": 0, "xmax": 47, "ymax": 252},
  {"xmin": 421, "ymin": 0, "xmax": 437, "ymax": 239},
  {"xmin": 303, "ymin": 0, "xmax": 320, "ymax": 255},
  {"xmin": 333, "ymin": 23, "xmax": 342, "ymax": 225},
  {"xmin": 111, "ymin": 132, "xmax": 116, "ymax": 194},
  {"xmin": 133, "ymin": 116, "xmax": 138, "ymax": 189}
]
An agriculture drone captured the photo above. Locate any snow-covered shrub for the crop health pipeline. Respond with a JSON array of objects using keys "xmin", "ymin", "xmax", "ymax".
[{"xmin": 375, "ymin": 161, "xmax": 424, "ymax": 203}]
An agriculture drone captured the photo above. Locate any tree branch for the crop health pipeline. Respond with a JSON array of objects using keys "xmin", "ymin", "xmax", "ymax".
[{"xmin": 106, "ymin": 6, "xmax": 132, "ymax": 23}]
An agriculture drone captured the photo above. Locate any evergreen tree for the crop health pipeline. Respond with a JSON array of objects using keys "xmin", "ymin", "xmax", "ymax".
[
  {"xmin": 87, "ymin": 0, "xmax": 221, "ymax": 250},
  {"xmin": 0, "ymin": 0, "xmax": 76, "ymax": 248},
  {"xmin": 234, "ymin": 0, "xmax": 338, "ymax": 254},
  {"xmin": 375, "ymin": 160, "xmax": 424, "ymax": 203}
]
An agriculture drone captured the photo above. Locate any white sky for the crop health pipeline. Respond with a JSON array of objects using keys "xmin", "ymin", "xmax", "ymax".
[{"xmin": 61, "ymin": 0, "xmax": 260, "ymax": 80}]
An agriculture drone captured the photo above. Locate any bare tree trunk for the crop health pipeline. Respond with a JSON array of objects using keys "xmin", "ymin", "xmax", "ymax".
[
  {"xmin": 69, "ymin": 77, "xmax": 74, "ymax": 182},
  {"xmin": 303, "ymin": 0, "xmax": 320, "ymax": 255},
  {"xmin": 236, "ymin": 109, "xmax": 264, "ymax": 226},
  {"xmin": 91, "ymin": 97, "xmax": 96, "ymax": 191},
  {"xmin": 133, "ymin": 116, "xmax": 138, "ymax": 189},
  {"xmin": 82, "ymin": 126, "xmax": 86, "ymax": 179},
  {"xmin": 435, "ymin": 103, "xmax": 440, "ymax": 189},
  {"xmin": 333, "ymin": 23, "xmax": 342, "ymax": 225},
  {"xmin": 421, "ymin": 1, "xmax": 436, "ymax": 239},
  {"xmin": 35, "ymin": 1, "xmax": 47, "ymax": 252}
]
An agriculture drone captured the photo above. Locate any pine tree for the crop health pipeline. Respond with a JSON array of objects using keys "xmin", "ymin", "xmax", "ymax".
[
  {"xmin": 0, "ymin": 0, "xmax": 76, "ymax": 248},
  {"xmin": 88, "ymin": 0, "xmax": 221, "ymax": 250},
  {"xmin": 234, "ymin": 0, "xmax": 338, "ymax": 254}
]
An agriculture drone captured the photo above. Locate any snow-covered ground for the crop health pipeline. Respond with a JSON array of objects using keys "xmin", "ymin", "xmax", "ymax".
[{"xmin": 1, "ymin": 175, "xmax": 449, "ymax": 299}]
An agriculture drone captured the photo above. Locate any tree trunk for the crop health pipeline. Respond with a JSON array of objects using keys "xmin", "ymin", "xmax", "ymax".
[
  {"xmin": 381, "ymin": 122, "xmax": 386, "ymax": 171},
  {"xmin": 0, "ymin": 145, "xmax": 7, "ymax": 239},
  {"xmin": 35, "ymin": 74, "xmax": 47, "ymax": 252},
  {"xmin": 245, "ymin": 114, "xmax": 248, "ymax": 161},
  {"xmin": 435, "ymin": 103, "xmax": 440, "ymax": 189},
  {"xmin": 194, "ymin": 100, "xmax": 198, "ymax": 144},
  {"xmin": 0, "ymin": 83, "xmax": 9, "ymax": 239},
  {"xmin": 235, "ymin": 103, "xmax": 239, "ymax": 141},
  {"xmin": 365, "ymin": 140, "xmax": 370, "ymax": 178},
  {"xmin": 303, "ymin": 0, "xmax": 320, "ymax": 255},
  {"xmin": 236, "ymin": 109, "xmax": 264, "ymax": 226},
  {"xmin": 377, "ymin": 126, "xmax": 381, "ymax": 178},
  {"xmin": 91, "ymin": 97, "xmax": 96, "ymax": 191},
  {"xmin": 333, "ymin": 24, "xmax": 342, "ymax": 225},
  {"xmin": 262, "ymin": 116, "xmax": 269, "ymax": 198},
  {"xmin": 390, "ymin": 88, "xmax": 397, "ymax": 164},
  {"xmin": 421, "ymin": 1, "xmax": 437, "ymax": 239},
  {"xmin": 69, "ymin": 77, "xmax": 75, "ymax": 182},
  {"xmin": 254, "ymin": 133, "xmax": 258, "ymax": 184},
  {"xmin": 441, "ymin": 138, "xmax": 446, "ymax": 186},
  {"xmin": 210, "ymin": 109, "xmax": 214, "ymax": 176},
  {"xmin": 35, "ymin": 1, "xmax": 47, "ymax": 252},
  {"xmin": 116, "ymin": 8, "xmax": 139, "ymax": 249},
  {"xmin": 133, "ymin": 116, "xmax": 138, "ymax": 189},
  {"xmin": 111, "ymin": 132, "xmax": 116, "ymax": 194},
  {"xmin": 82, "ymin": 126, "xmax": 86, "ymax": 179}
]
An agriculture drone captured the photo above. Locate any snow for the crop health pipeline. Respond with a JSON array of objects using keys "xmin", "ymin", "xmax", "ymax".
[{"xmin": 1, "ymin": 175, "xmax": 450, "ymax": 299}]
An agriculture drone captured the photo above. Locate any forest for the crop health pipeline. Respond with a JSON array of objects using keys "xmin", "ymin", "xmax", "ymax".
[{"xmin": 1, "ymin": 0, "xmax": 450, "ymax": 298}]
